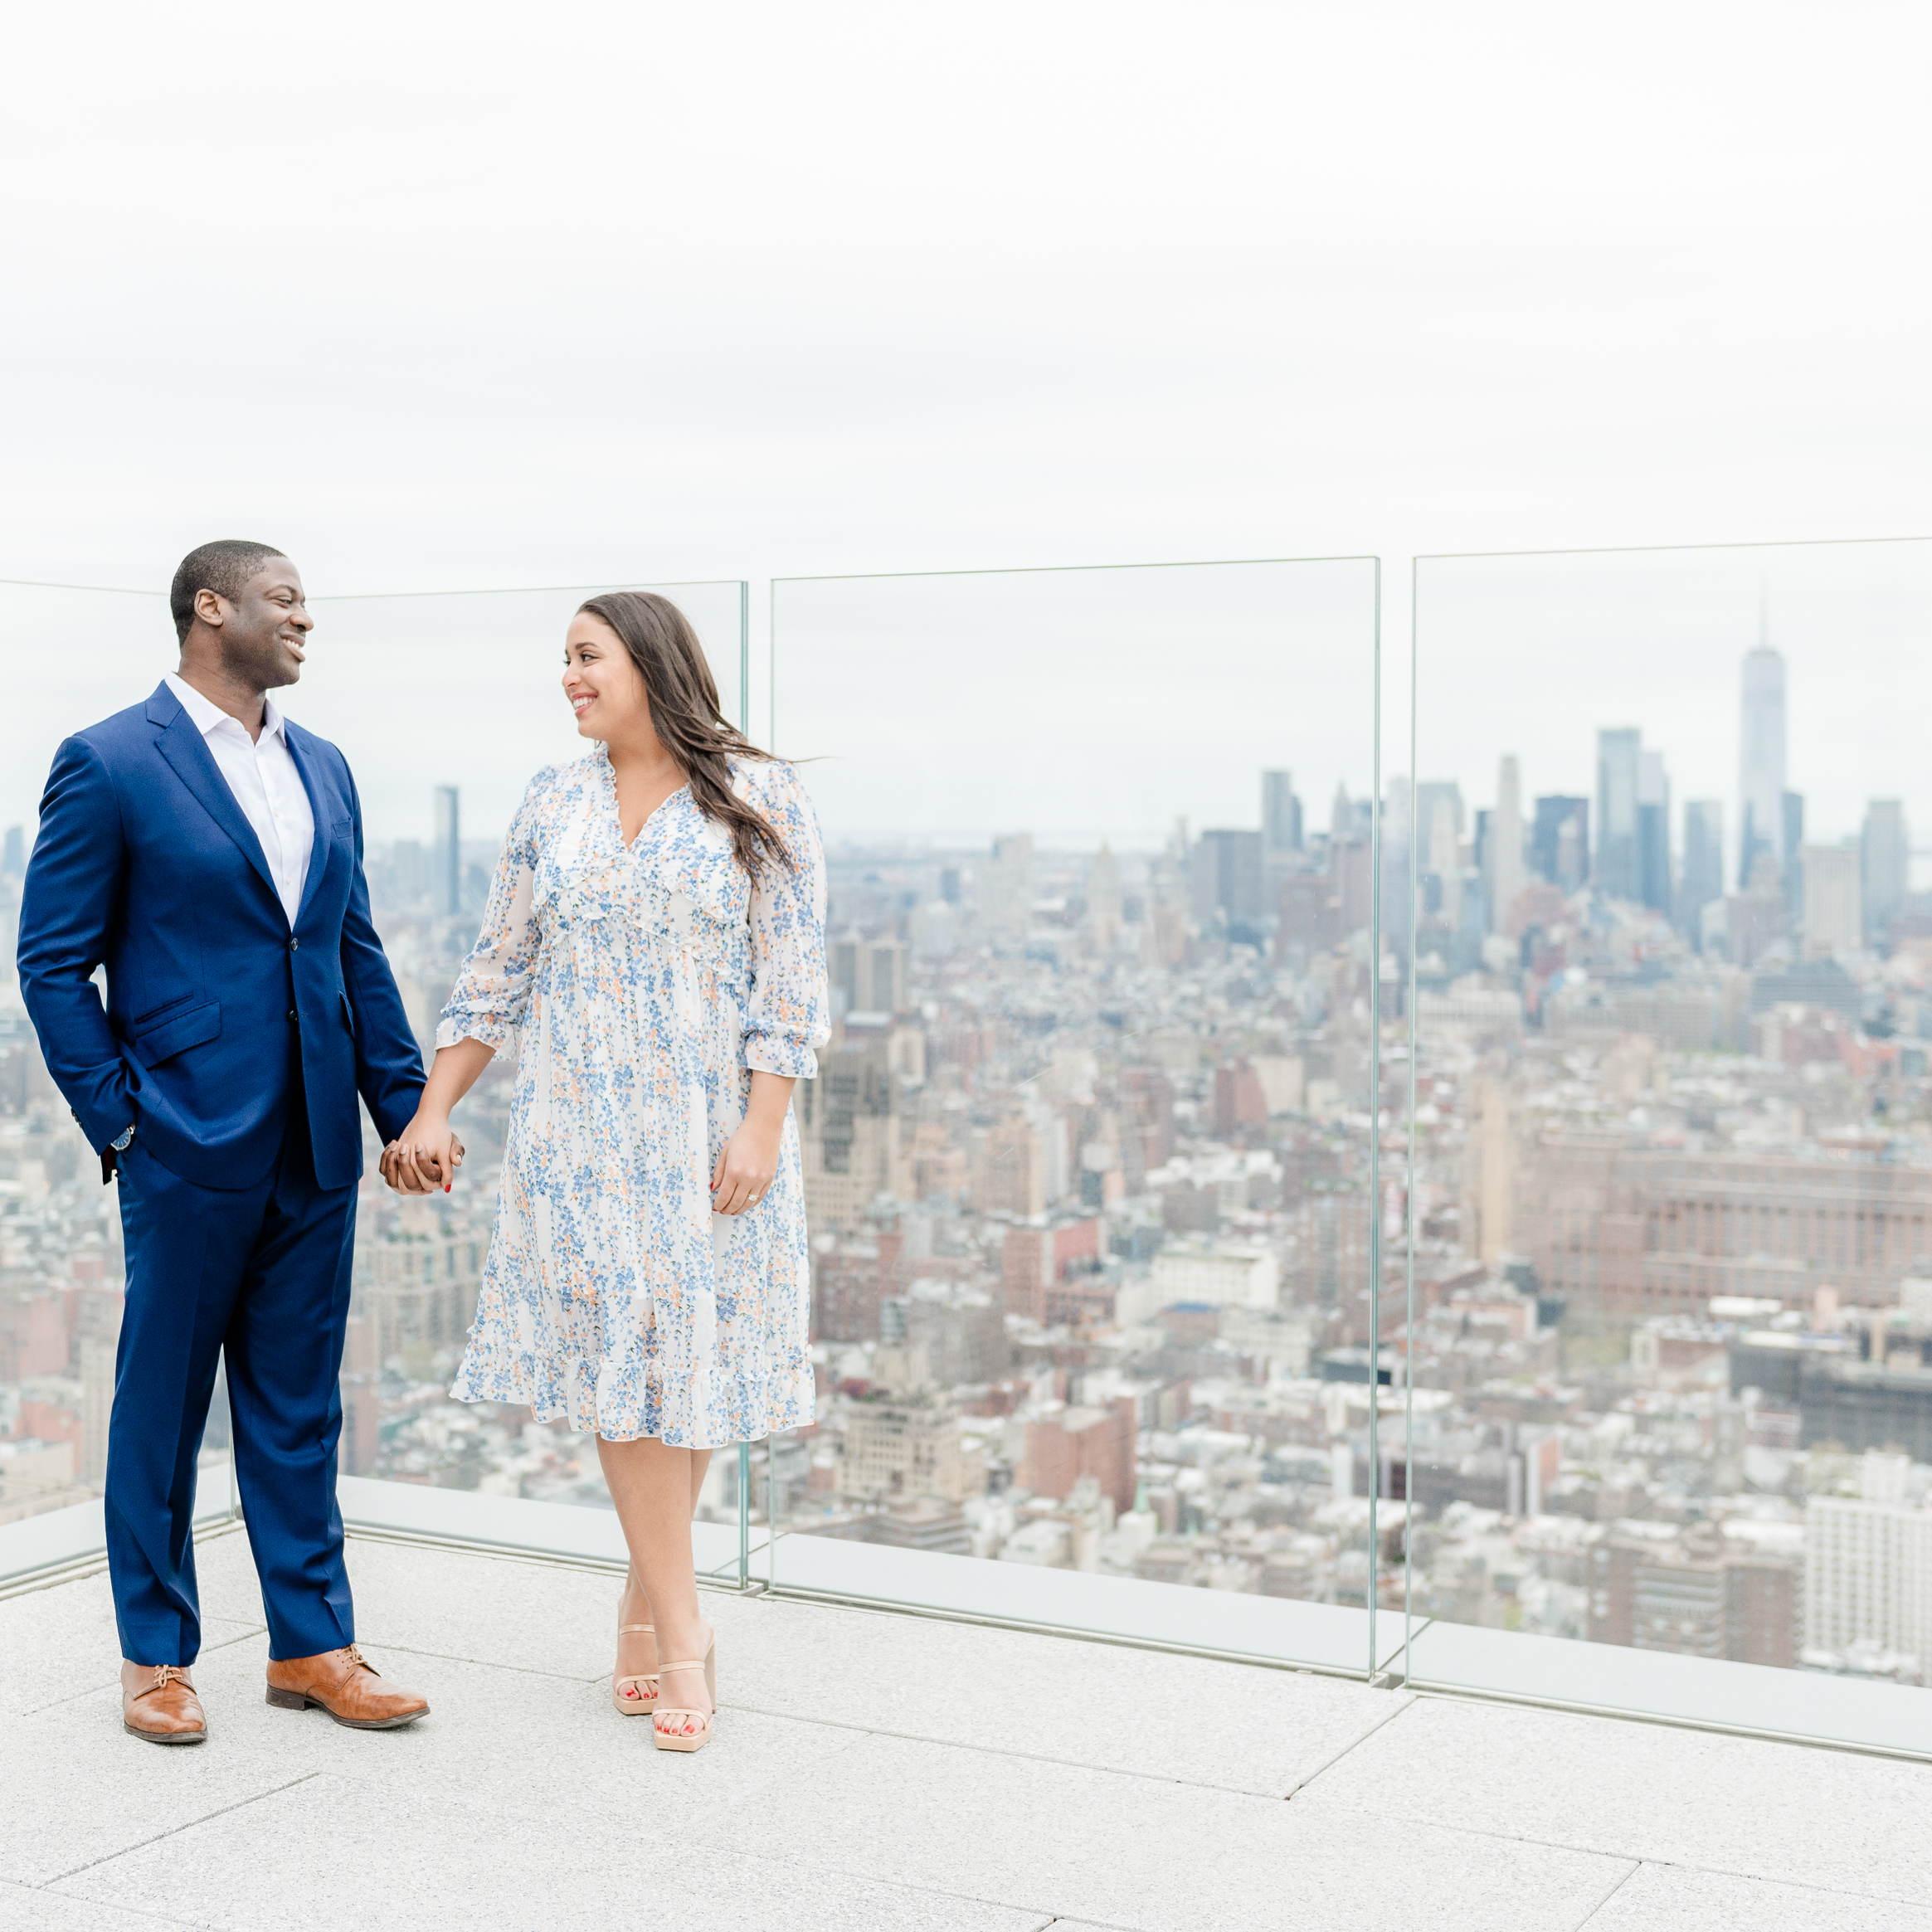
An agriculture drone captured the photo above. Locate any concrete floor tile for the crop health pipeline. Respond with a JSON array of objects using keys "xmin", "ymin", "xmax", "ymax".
[
  {"xmin": 56, "ymin": 1774, "xmax": 1055, "ymax": 1932},
  {"xmin": 0, "ymin": 1569, "xmax": 257, "ymax": 1718},
  {"xmin": 718, "ymin": 1591, "xmax": 1408, "ymax": 1793},
  {"xmin": 0, "ymin": 1881, "xmax": 201, "ymax": 1930},
  {"xmin": 14, "ymin": 1539, "xmax": 1930, "ymax": 1932},
  {"xmin": 1580, "ymin": 1863, "xmax": 1932, "ymax": 1930},
  {"xmin": 0, "ymin": 1700, "xmax": 312, "ymax": 1887},
  {"xmin": 680, "ymin": 1730, "xmax": 1633, "ymax": 1930},
  {"xmin": 327, "ymin": 1535, "xmax": 641, "ymax": 1679},
  {"xmin": 187, "ymin": 1633, "xmax": 869, "ymax": 1828},
  {"xmin": 1302, "ymin": 1697, "xmax": 1932, "ymax": 1905}
]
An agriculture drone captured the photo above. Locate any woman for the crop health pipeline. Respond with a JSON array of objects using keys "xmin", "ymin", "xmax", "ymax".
[{"xmin": 384, "ymin": 590, "xmax": 830, "ymax": 1754}]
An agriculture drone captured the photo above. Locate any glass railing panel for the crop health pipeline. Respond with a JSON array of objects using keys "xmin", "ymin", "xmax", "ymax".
[
  {"xmin": 766, "ymin": 557, "xmax": 1389, "ymax": 1672},
  {"xmin": 303, "ymin": 580, "xmax": 753, "ymax": 1577},
  {"xmin": 1399, "ymin": 538, "xmax": 1932, "ymax": 1749},
  {"xmin": 0, "ymin": 580, "xmax": 235, "ymax": 1579}
]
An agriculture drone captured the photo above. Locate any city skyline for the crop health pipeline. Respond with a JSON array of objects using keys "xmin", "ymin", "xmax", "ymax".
[
  {"xmin": 5, "ymin": 545, "xmax": 1930, "ymax": 854},
  {"xmin": 2, "ymin": 610, "xmax": 1932, "ymax": 1696}
]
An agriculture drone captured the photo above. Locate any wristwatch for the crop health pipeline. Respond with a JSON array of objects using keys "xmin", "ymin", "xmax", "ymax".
[{"xmin": 98, "ymin": 1121, "xmax": 136, "ymax": 1188}]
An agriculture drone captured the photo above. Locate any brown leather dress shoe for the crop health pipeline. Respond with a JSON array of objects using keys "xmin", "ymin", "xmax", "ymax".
[
  {"xmin": 264, "ymin": 1643, "xmax": 429, "ymax": 1730},
  {"xmin": 124, "ymin": 1664, "xmax": 207, "ymax": 1745}
]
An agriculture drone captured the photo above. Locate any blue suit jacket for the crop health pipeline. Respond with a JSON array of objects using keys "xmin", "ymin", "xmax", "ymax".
[{"xmin": 16, "ymin": 681, "xmax": 426, "ymax": 1192}]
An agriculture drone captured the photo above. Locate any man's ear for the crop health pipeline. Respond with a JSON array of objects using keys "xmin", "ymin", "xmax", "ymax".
[{"xmin": 192, "ymin": 586, "xmax": 226, "ymax": 630}]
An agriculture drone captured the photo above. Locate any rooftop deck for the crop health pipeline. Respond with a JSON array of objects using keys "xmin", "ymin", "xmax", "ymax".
[{"xmin": 3, "ymin": 1525, "xmax": 1931, "ymax": 1930}]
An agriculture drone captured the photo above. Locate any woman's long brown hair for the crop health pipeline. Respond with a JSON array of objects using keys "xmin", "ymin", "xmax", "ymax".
[{"xmin": 577, "ymin": 590, "xmax": 794, "ymax": 881}]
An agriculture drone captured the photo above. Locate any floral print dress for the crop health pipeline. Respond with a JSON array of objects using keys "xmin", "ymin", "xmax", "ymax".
[{"xmin": 437, "ymin": 745, "xmax": 830, "ymax": 1449}]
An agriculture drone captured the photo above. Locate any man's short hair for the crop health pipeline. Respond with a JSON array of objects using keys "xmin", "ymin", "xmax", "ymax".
[{"xmin": 169, "ymin": 540, "xmax": 290, "ymax": 643}]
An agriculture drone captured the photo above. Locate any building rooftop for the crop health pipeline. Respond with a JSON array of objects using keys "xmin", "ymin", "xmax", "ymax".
[{"xmin": 6, "ymin": 1524, "xmax": 1932, "ymax": 1930}]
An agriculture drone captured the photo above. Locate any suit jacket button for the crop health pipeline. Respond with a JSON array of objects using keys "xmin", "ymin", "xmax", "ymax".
[
  {"xmin": 288, "ymin": 1009, "xmax": 298, "ymax": 1021},
  {"xmin": 290, "ymin": 937, "xmax": 301, "ymax": 951}
]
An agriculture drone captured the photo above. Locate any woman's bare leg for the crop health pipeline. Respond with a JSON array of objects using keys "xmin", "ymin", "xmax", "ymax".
[{"xmin": 602, "ymin": 1438, "xmax": 715, "ymax": 1725}]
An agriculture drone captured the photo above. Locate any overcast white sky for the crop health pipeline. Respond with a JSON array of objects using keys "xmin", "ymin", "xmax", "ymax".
[{"xmin": 4, "ymin": 1, "xmax": 1930, "ymax": 848}]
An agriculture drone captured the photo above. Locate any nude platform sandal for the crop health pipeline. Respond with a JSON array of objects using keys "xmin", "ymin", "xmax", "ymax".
[
  {"xmin": 612, "ymin": 1619, "xmax": 659, "ymax": 1716},
  {"xmin": 650, "ymin": 1631, "xmax": 717, "ymax": 1753}
]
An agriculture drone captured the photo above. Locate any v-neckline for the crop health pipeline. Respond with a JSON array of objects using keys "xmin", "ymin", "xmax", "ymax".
[
  {"xmin": 603, "ymin": 750, "xmax": 689, "ymax": 855},
  {"xmin": 620, "ymin": 784, "xmax": 687, "ymax": 853}
]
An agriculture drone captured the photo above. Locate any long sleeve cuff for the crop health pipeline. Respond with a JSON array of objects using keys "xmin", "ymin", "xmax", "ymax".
[
  {"xmin": 744, "ymin": 1034, "xmax": 819, "ymax": 1080},
  {"xmin": 435, "ymin": 1010, "xmax": 522, "ymax": 1064}
]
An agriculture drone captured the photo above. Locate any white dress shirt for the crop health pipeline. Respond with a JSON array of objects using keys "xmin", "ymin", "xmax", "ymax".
[{"xmin": 164, "ymin": 673, "xmax": 315, "ymax": 926}]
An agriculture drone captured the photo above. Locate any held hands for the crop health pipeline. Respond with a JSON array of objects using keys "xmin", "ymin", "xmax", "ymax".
[
  {"xmin": 712, "ymin": 1118, "xmax": 781, "ymax": 1216},
  {"xmin": 381, "ymin": 1108, "xmax": 465, "ymax": 1195}
]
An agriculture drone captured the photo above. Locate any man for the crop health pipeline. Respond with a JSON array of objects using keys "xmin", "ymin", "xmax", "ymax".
[{"xmin": 17, "ymin": 540, "xmax": 435, "ymax": 1743}]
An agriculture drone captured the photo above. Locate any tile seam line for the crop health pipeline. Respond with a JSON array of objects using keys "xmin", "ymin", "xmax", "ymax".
[
  {"xmin": 1278, "ymin": 1690, "xmax": 1421, "ymax": 1797},
  {"xmin": 1287, "ymin": 1793, "xmax": 1932, "ymax": 1910},
  {"xmin": 22, "ymin": 1627, "xmax": 272, "ymax": 1716},
  {"xmin": 1400, "ymin": 1677, "xmax": 1932, "ymax": 1768},
  {"xmin": 19, "ymin": 1878, "xmax": 212, "ymax": 1932},
  {"xmin": 39, "ymin": 1769, "xmax": 324, "ymax": 1889},
  {"xmin": 75, "ymin": 1766, "xmax": 1084, "ymax": 1932},
  {"xmin": 690, "ymin": 1711, "xmax": 1336, "ymax": 1799},
  {"xmin": 21, "ymin": 1878, "xmax": 213, "ymax": 1931},
  {"xmin": 751, "ymin": 1583, "xmax": 1385, "ymax": 1684},
  {"xmin": 307, "ymin": 1637, "xmax": 615, "ymax": 1683},
  {"xmin": 653, "ymin": 1824, "xmax": 1131, "ymax": 1930},
  {"xmin": 285, "ymin": 1523, "xmax": 1393, "ymax": 1686},
  {"xmin": 1568, "ymin": 1860, "xmax": 1644, "ymax": 1931},
  {"xmin": 268, "ymin": 1712, "xmax": 876, "ymax": 1815}
]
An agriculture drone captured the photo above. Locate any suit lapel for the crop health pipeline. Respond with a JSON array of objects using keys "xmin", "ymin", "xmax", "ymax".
[
  {"xmin": 148, "ymin": 683, "xmax": 284, "ymax": 917},
  {"xmin": 282, "ymin": 723, "xmax": 334, "ymax": 932}
]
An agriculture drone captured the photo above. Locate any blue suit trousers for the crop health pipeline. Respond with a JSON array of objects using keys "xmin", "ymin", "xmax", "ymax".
[{"xmin": 106, "ymin": 1078, "xmax": 358, "ymax": 1666}]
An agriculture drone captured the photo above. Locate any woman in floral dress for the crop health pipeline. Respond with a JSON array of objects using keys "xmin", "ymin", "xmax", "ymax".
[{"xmin": 385, "ymin": 590, "xmax": 830, "ymax": 1753}]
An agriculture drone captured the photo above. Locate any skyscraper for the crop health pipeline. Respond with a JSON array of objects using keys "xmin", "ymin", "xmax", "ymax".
[
  {"xmin": 1086, "ymin": 844, "xmax": 1122, "ymax": 952},
  {"xmin": 1739, "ymin": 634, "xmax": 1788, "ymax": 889},
  {"xmin": 1680, "ymin": 801, "xmax": 1725, "ymax": 946},
  {"xmin": 1414, "ymin": 782, "xmax": 1466, "ymax": 869},
  {"xmin": 1637, "ymin": 750, "xmax": 1672, "ymax": 916},
  {"xmin": 1380, "ymin": 775, "xmax": 1413, "ymax": 953},
  {"xmin": 1805, "ymin": 1455, "xmax": 1932, "ymax": 1684},
  {"xmin": 1531, "ymin": 795, "xmax": 1589, "ymax": 890},
  {"xmin": 1190, "ymin": 829, "xmax": 1266, "ymax": 932},
  {"xmin": 0, "ymin": 825, "xmax": 23, "ymax": 879},
  {"xmin": 1801, "ymin": 842, "xmax": 1861, "ymax": 958},
  {"xmin": 1861, "ymin": 800, "xmax": 1909, "ymax": 947},
  {"xmin": 1596, "ymin": 728, "xmax": 1642, "ymax": 903},
  {"xmin": 432, "ymin": 785, "xmax": 461, "ymax": 917},
  {"xmin": 1261, "ymin": 770, "xmax": 1302, "ymax": 855},
  {"xmin": 983, "ymin": 832, "xmax": 1034, "ymax": 941},
  {"xmin": 1428, "ymin": 796, "xmax": 1463, "ymax": 931},
  {"xmin": 1781, "ymin": 790, "xmax": 1808, "ymax": 920},
  {"xmin": 1487, "ymin": 755, "xmax": 1524, "ymax": 935}
]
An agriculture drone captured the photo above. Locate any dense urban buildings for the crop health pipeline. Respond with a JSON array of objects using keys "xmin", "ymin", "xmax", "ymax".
[{"xmin": 2, "ymin": 628, "xmax": 1930, "ymax": 1699}]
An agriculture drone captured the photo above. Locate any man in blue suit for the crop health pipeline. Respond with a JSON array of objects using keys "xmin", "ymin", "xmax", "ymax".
[{"xmin": 18, "ymin": 540, "xmax": 436, "ymax": 1743}]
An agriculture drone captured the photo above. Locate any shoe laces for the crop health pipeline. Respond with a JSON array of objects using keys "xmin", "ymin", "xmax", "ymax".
[
  {"xmin": 150, "ymin": 1664, "xmax": 188, "ymax": 1691},
  {"xmin": 338, "ymin": 1643, "xmax": 377, "ymax": 1674}
]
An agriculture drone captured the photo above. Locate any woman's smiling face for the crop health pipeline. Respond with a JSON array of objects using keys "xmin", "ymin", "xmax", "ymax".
[{"xmin": 562, "ymin": 611, "xmax": 650, "ymax": 741}]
